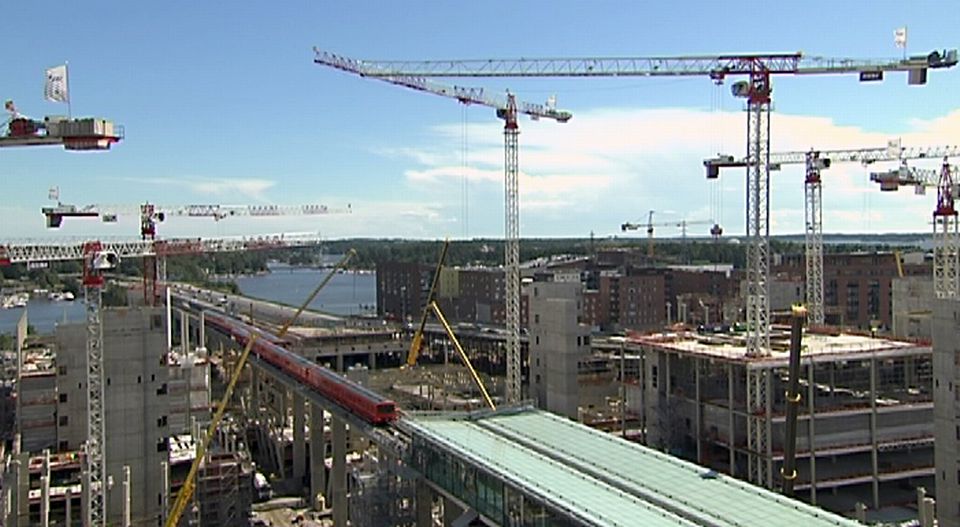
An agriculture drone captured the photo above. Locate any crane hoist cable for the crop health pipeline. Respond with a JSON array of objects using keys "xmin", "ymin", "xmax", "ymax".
[{"xmin": 164, "ymin": 249, "xmax": 357, "ymax": 527}]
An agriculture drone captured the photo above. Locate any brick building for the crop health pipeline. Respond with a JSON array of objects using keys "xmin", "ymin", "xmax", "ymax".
[{"xmin": 776, "ymin": 252, "xmax": 929, "ymax": 330}]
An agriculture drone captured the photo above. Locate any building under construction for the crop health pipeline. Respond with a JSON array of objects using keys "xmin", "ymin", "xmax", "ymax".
[{"xmin": 620, "ymin": 326, "xmax": 932, "ymax": 517}]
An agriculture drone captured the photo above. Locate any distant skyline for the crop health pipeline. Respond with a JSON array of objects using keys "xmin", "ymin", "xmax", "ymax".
[{"xmin": 2, "ymin": 1, "xmax": 959, "ymax": 242}]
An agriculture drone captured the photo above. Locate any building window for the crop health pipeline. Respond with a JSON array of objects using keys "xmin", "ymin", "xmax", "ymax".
[
  {"xmin": 157, "ymin": 415, "xmax": 168, "ymax": 428},
  {"xmin": 151, "ymin": 315, "xmax": 163, "ymax": 329},
  {"xmin": 58, "ymin": 415, "xmax": 68, "ymax": 427},
  {"xmin": 156, "ymin": 438, "xmax": 168, "ymax": 452},
  {"xmin": 58, "ymin": 393, "xmax": 67, "ymax": 403},
  {"xmin": 534, "ymin": 314, "xmax": 540, "ymax": 324},
  {"xmin": 156, "ymin": 383, "xmax": 168, "ymax": 396},
  {"xmin": 57, "ymin": 366, "xmax": 67, "ymax": 376}
]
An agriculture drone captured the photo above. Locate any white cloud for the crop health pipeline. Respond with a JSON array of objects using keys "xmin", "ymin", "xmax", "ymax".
[
  {"xmin": 112, "ymin": 176, "xmax": 278, "ymax": 201},
  {"xmin": 383, "ymin": 106, "xmax": 960, "ymax": 236}
]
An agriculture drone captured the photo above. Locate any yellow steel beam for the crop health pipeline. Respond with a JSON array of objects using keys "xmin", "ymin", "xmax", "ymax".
[
  {"xmin": 165, "ymin": 249, "xmax": 356, "ymax": 527},
  {"xmin": 428, "ymin": 301, "xmax": 496, "ymax": 411},
  {"xmin": 408, "ymin": 239, "xmax": 450, "ymax": 366}
]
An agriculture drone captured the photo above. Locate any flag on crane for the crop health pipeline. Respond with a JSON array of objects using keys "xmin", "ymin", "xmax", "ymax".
[
  {"xmin": 44, "ymin": 64, "xmax": 69, "ymax": 103},
  {"xmin": 894, "ymin": 27, "xmax": 908, "ymax": 49}
]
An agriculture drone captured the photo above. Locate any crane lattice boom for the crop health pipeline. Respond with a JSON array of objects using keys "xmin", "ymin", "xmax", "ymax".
[
  {"xmin": 314, "ymin": 48, "xmax": 571, "ymax": 122},
  {"xmin": 325, "ymin": 49, "xmax": 956, "ymax": 79},
  {"xmin": 0, "ymin": 233, "xmax": 323, "ymax": 265}
]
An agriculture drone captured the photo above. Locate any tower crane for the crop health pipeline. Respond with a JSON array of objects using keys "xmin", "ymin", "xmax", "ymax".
[
  {"xmin": 870, "ymin": 159, "xmax": 959, "ymax": 298},
  {"xmin": 42, "ymin": 200, "xmax": 349, "ymax": 234},
  {"xmin": 1, "ymin": 99, "xmax": 122, "ymax": 527},
  {"xmin": 314, "ymin": 49, "xmax": 572, "ymax": 403},
  {"xmin": 705, "ymin": 140, "xmax": 960, "ymax": 325},
  {"xmin": 0, "ymin": 232, "xmax": 320, "ymax": 525},
  {"xmin": 334, "ymin": 46, "xmax": 958, "ymax": 489},
  {"xmin": 620, "ymin": 215, "xmax": 713, "ymax": 258},
  {"xmin": 42, "ymin": 196, "xmax": 349, "ymax": 305}
]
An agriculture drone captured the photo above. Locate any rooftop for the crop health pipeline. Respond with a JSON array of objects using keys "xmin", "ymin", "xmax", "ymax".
[
  {"xmin": 406, "ymin": 408, "xmax": 858, "ymax": 527},
  {"xmin": 627, "ymin": 329, "xmax": 928, "ymax": 366}
]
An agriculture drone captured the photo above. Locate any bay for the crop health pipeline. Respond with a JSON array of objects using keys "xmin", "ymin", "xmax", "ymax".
[{"xmin": 1, "ymin": 265, "xmax": 377, "ymax": 335}]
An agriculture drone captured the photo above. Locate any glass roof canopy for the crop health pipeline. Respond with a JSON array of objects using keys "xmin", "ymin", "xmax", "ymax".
[{"xmin": 405, "ymin": 408, "xmax": 860, "ymax": 527}]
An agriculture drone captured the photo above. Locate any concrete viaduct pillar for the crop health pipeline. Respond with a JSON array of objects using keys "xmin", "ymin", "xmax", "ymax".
[
  {"xmin": 332, "ymin": 417, "xmax": 347, "ymax": 526},
  {"xmin": 293, "ymin": 393, "xmax": 306, "ymax": 483},
  {"xmin": 309, "ymin": 404, "xmax": 326, "ymax": 511}
]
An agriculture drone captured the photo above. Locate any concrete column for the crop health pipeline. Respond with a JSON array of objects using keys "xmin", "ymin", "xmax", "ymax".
[
  {"xmin": 80, "ymin": 460, "xmax": 89, "ymax": 527},
  {"xmin": 870, "ymin": 356, "xmax": 879, "ymax": 510},
  {"xmin": 416, "ymin": 479, "xmax": 433, "ymax": 527},
  {"xmin": 695, "ymin": 358, "xmax": 702, "ymax": 464},
  {"xmin": 179, "ymin": 308, "xmax": 189, "ymax": 353},
  {"xmin": 166, "ymin": 287, "xmax": 173, "ymax": 351},
  {"xmin": 807, "ymin": 361, "xmax": 817, "ymax": 505},
  {"xmin": 16, "ymin": 452, "xmax": 28, "ymax": 527},
  {"xmin": 122, "ymin": 466, "xmax": 131, "ymax": 527},
  {"xmin": 41, "ymin": 450, "xmax": 50, "ymax": 527},
  {"xmin": 65, "ymin": 488, "xmax": 71, "ymax": 527},
  {"xmin": 332, "ymin": 417, "xmax": 347, "ymax": 526},
  {"xmin": 293, "ymin": 393, "xmax": 306, "ymax": 483},
  {"xmin": 199, "ymin": 311, "xmax": 206, "ymax": 354},
  {"xmin": 337, "ymin": 351, "xmax": 344, "ymax": 375},
  {"xmin": 40, "ymin": 476, "xmax": 49, "ymax": 527},
  {"xmin": 160, "ymin": 460, "xmax": 169, "ymax": 524},
  {"xmin": 309, "ymin": 404, "xmax": 326, "ymax": 512},
  {"xmin": 251, "ymin": 366, "xmax": 261, "ymax": 417},
  {"xmin": 369, "ymin": 351, "xmax": 377, "ymax": 370},
  {"xmin": 765, "ymin": 370, "xmax": 773, "ymax": 489},
  {"xmin": 727, "ymin": 363, "xmax": 735, "ymax": 477}
]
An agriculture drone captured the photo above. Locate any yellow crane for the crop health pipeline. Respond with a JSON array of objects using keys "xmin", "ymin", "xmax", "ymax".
[
  {"xmin": 407, "ymin": 239, "xmax": 495, "ymax": 411},
  {"xmin": 165, "ymin": 249, "xmax": 356, "ymax": 527}
]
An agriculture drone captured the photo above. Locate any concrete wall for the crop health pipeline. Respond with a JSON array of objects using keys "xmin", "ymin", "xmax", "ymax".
[
  {"xmin": 20, "ymin": 372, "xmax": 57, "ymax": 453},
  {"xmin": 529, "ymin": 281, "xmax": 589, "ymax": 419},
  {"xmin": 934, "ymin": 298, "xmax": 960, "ymax": 527},
  {"xmin": 893, "ymin": 277, "xmax": 933, "ymax": 340},
  {"xmin": 55, "ymin": 307, "xmax": 170, "ymax": 525}
]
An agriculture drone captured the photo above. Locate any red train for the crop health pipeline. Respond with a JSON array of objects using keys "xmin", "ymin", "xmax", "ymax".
[{"xmin": 204, "ymin": 312, "xmax": 398, "ymax": 425}]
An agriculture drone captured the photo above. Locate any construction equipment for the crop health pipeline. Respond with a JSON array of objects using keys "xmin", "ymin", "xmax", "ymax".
[
  {"xmin": 2, "ymin": 99, "xmax": 123, "ymax": 150},
  {"xmin": 781, "ymin": 304, "xmax": 806, "ymax": 497},
  {"xmin": 322, "ymin": 48, "xmax": 954, "ymax": 488},
  {"xmin": 706, "ymin": 140, "xmax": 960, "ymax": 326},
  {"xmin": 621, "ymin": 216, "xmax": 713, "ymax": 258},
  {"xmin": 0, "ymin": 232, "xmax": 322, "ymax": 525},
  {"xmin": 427, "ymin": 301, "xmax": 496, "ymax": 411},
  {"xmin": 408, "ymin": 239, "xmax": 450, "ymax": 366},
  {"xmin": 165, "ymin": 249, "xmax": 356, "ymax": 527},
  {"xmin": 41, "ymin": 198, "xmax": 349, "ymax": 235},
  {"xmin": 1, "ymin": 99, "xmax": 122, "ymax": 527},
  {"xmin": 870, "ymin": 159, "xmax": 959, "ymax": 298},
  {"xmin": 315, "ymin": 49, "xmax": 573, "ymax": 404},
  {"xmin": 342, "ymin": 48, "xmax": 955, "ymax": 367}
]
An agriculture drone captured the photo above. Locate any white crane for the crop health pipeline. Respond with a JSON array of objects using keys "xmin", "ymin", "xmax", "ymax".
[
  {"xmin": 870, "ymin": 159, "xmax": 959, "ymax": 298},
  {"xmin": 705, "ymin": 140, "xmax": 960, "ymax": 325},
  {"xmin": 337, "ymin": 46, "xmax": 957, "ymax": 488},
  {"xmin": 314, "ymin": 48, "xmax": 572, "ymax": 403},
  {"xmin": 0, "ymin": 232, "xmax": 321, "ymax": 525}
]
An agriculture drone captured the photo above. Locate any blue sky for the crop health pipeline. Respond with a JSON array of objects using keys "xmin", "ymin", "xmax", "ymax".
[{"xmin": 2, "ymin": 1, "xmax": 959, "ymax": 242}]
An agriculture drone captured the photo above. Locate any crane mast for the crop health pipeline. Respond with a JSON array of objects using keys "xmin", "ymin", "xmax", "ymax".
[
  {"xmin": 314, "ymin": 49, "xmax": 571, "ymax": 403},
  {"xmin": 708, "ymin": 142, "xmax": 960, "ymax": 325},
  {"xmin": 348, "ymin": 46, "xmax": 955, "ymax": 487},
  {"xmin": 934, "ymin": 159, "xmax": 958, "ymax": 298}
]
